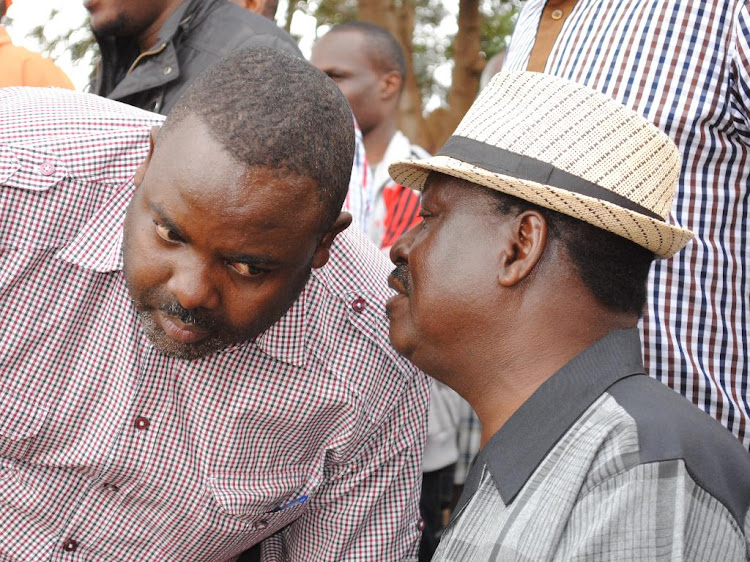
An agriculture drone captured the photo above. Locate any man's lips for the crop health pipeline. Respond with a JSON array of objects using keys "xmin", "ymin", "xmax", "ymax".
[
  {"xmin": 158, "ymin": 311, "xmax": 210, "ymax": 344},
  {"xmin": 387, "ymin": 273, "xmax": 406, "ymax": 295}
]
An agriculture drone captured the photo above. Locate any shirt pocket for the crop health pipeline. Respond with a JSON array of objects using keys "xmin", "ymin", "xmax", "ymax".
[
  {"xmin": 0, "ymin": 145, "xmax": 66, "ymax": 192},
  {"xmin": 0, "ymin": 385, "xmax": 49, "ymax": 462},
  {"xmin": 206, "ymin": 466, "xmax": 314, "ymax": 541},
  {"xmin": 0, "ymin": 145, "xmax": 69, "ymax": 250}
]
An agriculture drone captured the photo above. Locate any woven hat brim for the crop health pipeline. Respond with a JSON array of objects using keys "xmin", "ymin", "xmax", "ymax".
[{"xmin": 389, "ymin": 155, "xmax": 694, "ymax": 259}]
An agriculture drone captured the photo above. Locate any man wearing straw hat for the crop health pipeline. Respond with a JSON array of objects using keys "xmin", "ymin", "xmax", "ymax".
[{"xmin": 386, "ymin": 71, "xmax": 750, "ymax": 560}]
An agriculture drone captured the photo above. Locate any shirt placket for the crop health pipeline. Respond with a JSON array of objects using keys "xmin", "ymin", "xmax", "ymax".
[{"xmin": 50, "ymin": 345, "xmax": 173, "ymax": 560}]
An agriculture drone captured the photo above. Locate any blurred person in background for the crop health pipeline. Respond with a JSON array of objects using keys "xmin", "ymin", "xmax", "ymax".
[
  {"xmin": 0, "ymin": 0, "xmax": 74, "ymax": 88},
  {"xmin": 312, "ymin": 24, "xmax": 466, "ymax": 561},
  {"xmin": 85, "ymin": 0, "xmax": 300, "ymax": 115},
  {"xmin": 312, "ymin": 22, "xmax": 425, "ymax": 252}
]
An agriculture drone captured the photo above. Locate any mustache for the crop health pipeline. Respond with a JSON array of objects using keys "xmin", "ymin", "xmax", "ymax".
[
  {"xmin": 161, "ymin": 301, "xmax": 218, "ymax": 331},
  {"xmin": 390, "ymin": 264, "xmax": 411, "ymax": 295}
]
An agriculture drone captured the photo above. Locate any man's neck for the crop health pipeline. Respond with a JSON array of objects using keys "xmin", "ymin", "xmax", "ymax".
[
  {"xmin": 461, "ymin": 301, "xmax": 639, "ymax": 448},
  {"xmin": 136, "ymin": 0, "xmax": 187, "ymax": 51},
  {"xmin": 363, "ymin": 119, "xmax": 398, "ymax": 166}
]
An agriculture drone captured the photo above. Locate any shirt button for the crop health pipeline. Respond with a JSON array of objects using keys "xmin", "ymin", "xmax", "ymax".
[
  {"xmin": 551, "ymin": 8, "xmax": 564, "ymax": 19},
  {"xmin": 164, "ymin": 66, "xmax": 173, "ymax": 75},
  {"xmin": 134, "ymin": 416, "xmax": 150, "ymax": 430},
  {"xmin": 62, "ymin": 539, "xmax": 78, "ymax": 552},
  {"xmin": 417, "ymin": 518, "xmax": 425, "ymax": 532},
  {"xmin": 351, "ymin": 297, "xmax": 367, "ymax": 313},
  {"xmin": 102, "ymin": 482, "xmax": 119, "ymax": 493},
  {"xmin": 39, "ymin": 161, "xmax": 56, "ymax": 176}
]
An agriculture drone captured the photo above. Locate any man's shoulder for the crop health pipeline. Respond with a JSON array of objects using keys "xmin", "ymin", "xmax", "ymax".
[
  {"xmin": 313, "ymin": 224, "xmax": 394, "ymax": 301},
  {"xmin": 0, "ymin": 89, "xmax": 156, "ymax": 251},
  {"xmin": 305, "ymin": 226, "xmax": 423, "ymax": 415},
  {"xmin": 0, "ymin": 88, "xmax": 159, "ymax": 181},
  {"xmin": 0, "ymin": 87, "xmax": 163, "ymax": 132},
  {"xmin": 604, "ymin": 375, "xmax": 750, "ymax": 526},
  {"xmin": 186, "ymin": 0, "xmax": 302, "ymax": 58}
]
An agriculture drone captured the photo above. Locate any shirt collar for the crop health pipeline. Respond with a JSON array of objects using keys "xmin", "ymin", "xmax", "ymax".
[
  {"xmin": 55, "ymin": 178, "xmax": 311, "ymax": 368},
  {"xmin": 156, "ymin": 0, "xmax": 194, "ymax": 44},
  {"xmin": 454, "ymin": 328, "xmax": 646, "ymax": 515},
  {"xmin": 252, "ymin": 283, "xmax": 309, "ymax": 368},
  {"xmin": 55, "ymin": 178, "xmax": 133, "ymax": 272},
  {"xmin": 372, "ymin": 130, "xmax": 411, "ymax": 191}
]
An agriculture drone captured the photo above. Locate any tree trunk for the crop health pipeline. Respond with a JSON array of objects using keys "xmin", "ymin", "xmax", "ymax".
[
  {"xmin": 355, "ymin": 0, "xmax": 483, "ymax": 152},
  {"xmin": 393, "ymin": 0, "xmax": 426, "ymax": 148},
  {"xmin": 284, "ymin": 0, "xmax": 296, "ymax": 33},
  {"xmin": 423, "ymin": 0, "xmax": 482, "ymax": 151},
  {"xmin": 359, "ymin": 0, "xmax": 396, "ymax": 28},
  {"xmin": 359, "ymin": 0, "xmax": 427, "ymax": 148}
]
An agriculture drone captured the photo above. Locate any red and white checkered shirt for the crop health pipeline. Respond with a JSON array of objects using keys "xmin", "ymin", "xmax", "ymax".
[{"xmin": 0, "ymin": 87, "xmax": 428, "ymax": 561}]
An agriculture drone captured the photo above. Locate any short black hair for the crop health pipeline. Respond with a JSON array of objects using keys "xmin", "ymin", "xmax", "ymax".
[
  {"xmin": 164, "ymin": 47, "xmax": 355, "ymax": 228},
  {"xmin": 489, "ymin": 189, "xmax": 655, "ymax": 316},
  {"xmin": 328, "ymin": 21, "xmax": 407, "ymax": 81}
]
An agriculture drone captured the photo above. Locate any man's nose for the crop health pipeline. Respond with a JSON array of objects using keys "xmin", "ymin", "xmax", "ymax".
[
  {"xmin": 166, "ymin": 257, "xmax": 220, "ymax": 312},
  {"xmin": 389, "ymin": 226, "xmax": 414, "ymax": 265}
]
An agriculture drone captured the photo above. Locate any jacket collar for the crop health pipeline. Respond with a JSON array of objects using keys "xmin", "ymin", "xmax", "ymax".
[
  {"xmin": 55, "ymin": 177, "xmax": 310, "ymax": 368},
  {"xmin": 95, "ymin": 0, "xmax": 209, "ymax": 101},
  {"xmin": 452, "ymin": 328, "xmax": 646, "ymax": 518}
]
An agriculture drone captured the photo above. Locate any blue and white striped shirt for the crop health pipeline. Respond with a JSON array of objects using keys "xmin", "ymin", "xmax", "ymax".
[{"xmin": 505, "ymin": 0, "xmax": 750, "ymax": 447}]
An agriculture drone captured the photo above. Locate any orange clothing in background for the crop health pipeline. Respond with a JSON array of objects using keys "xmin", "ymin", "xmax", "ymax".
[{"xmin": 0, "ymin": 26, "xmax": 74, "ymax": 88}]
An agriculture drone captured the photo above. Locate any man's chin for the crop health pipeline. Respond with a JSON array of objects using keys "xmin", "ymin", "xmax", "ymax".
[
  {"xmin": 386, "ymin": 321, "xmax": 414, "ymax": 361},
  {"xmin": 139, "ymin": 311, "xmax": 226, "ymax": 360}
]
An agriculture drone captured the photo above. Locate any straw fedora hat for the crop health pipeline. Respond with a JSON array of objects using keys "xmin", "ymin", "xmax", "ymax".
[{"xmin": 389, "ymin": 71, "xmax": 693, "ymax": 258}]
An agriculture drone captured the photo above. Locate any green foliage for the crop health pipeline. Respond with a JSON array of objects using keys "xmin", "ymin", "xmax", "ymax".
[
  {"xmin": 312, "ymin": 0, "xmax": 357, "ymax": 27},
  {"xmin": 480, "ymin": 0, "xmax": 520, "ymax": 59},
  {"xmin": 21, "ymin": 0, "xmax": 519, "ymax": 109},
  {"xmin": 27, "ymin": 9, "xmax": 98, "ymax": 82}
]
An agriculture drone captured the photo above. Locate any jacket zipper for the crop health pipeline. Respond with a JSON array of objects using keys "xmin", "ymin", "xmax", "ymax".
[{"xmin": 127, "ymin": 42, "xmax": 168, "ymax": 75}]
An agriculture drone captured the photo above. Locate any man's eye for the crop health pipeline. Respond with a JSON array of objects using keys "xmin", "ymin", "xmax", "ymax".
[
  {"xmin": 154, "ymin": 221, "xmax": 179, "ymax": 242},
  {"xmin": 230, "ymin": 262, "xmax": 267, "ymax": 278}
]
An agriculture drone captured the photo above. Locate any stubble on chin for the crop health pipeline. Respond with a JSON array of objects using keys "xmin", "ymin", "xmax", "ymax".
[
  {"xmin": 137, "ymin": 310, "xmax": 226, "ymax": 361},
  {"xmin": 89, "ymin": 11, "xmax": 134, "ymax": 38}
]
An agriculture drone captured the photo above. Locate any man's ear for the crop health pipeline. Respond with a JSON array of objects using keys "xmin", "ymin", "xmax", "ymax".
[
  {"xmin": 380, "ymin": 70, "xmax": 402, "ymax": 102},
  {"xmin": 242, "ymin": 0, "xmax": 262, "ymax": 13},
  {"xmin": 497, "ymin": 210, "xmax": 548, "ymax": 287},
  {"xmin": 311, "ymin": 212, "xmax": 353, "ymax": 269},
  {"xmin": 134, "ymin": 125, "xmax": 160, "ymax": 187}
]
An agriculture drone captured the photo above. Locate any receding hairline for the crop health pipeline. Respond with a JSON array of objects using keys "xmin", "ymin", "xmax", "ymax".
[{"xmin": 156, "ymin": 112, "xmax": 330, "ymax": 225}]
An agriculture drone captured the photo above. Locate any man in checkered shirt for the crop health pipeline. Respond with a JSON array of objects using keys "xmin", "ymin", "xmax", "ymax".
[{"xmin": 0, "ymin": 47, "xmax": 428, "ymax": 561}]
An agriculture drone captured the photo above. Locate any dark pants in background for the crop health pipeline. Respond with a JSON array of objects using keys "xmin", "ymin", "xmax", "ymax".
[{"xmin": 419, "ymin": 463, "xmax": 456, "ymax": 562}]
